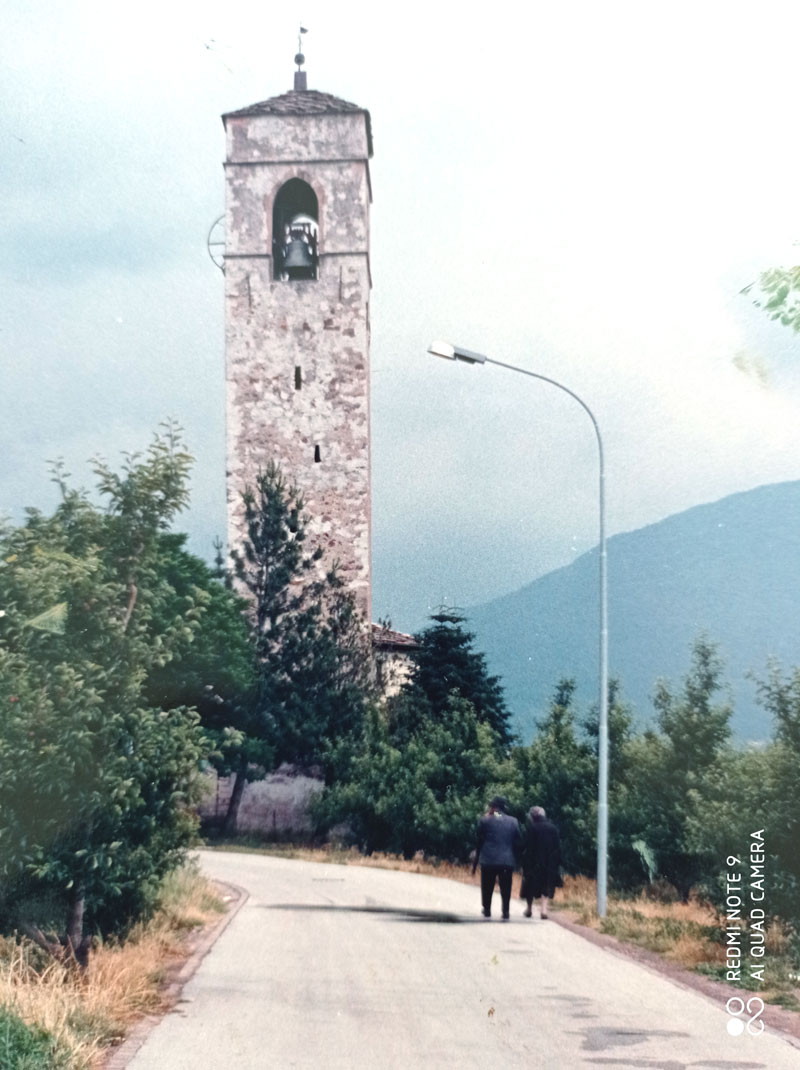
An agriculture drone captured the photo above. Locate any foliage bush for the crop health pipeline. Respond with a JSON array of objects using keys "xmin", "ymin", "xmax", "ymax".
[
  {"xmin": 684, "ymin": 661, "xmax": 800, "ymax": 936},
  {"xmin": 316, "ymin": 695, "xmax": 512, "ymax": 859}
]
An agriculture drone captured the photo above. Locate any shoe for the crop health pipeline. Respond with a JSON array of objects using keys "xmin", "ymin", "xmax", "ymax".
[
  {"xmin": 523, "ymin": 908, "xmax": 532, "ymax": 918},
  {"xmin": 501, "ymin": 913, "xmax": 510, "ymax": 921},
  {"xmin": 540, "ymin": 913, "xmax": 548, "ymax": 920},
  {"xmin": 482, "ymin": 909, "xmax": 491, "ymax": 919}
]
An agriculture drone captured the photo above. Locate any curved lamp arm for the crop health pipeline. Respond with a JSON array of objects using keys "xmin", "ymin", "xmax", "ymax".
[{"xmin": 428, "ymin": 340, "xmax": 609, "ymax": 917}]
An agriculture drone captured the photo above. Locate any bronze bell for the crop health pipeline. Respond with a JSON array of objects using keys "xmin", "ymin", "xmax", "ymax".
[{"xmin": 283, "ymin": 238, "xmax": 315, "ymax": 273}]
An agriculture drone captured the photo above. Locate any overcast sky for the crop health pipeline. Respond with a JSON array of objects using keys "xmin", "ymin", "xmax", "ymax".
[{"xmin": 4, "ymin": 0, "xmax": 800, "ymax": 633}]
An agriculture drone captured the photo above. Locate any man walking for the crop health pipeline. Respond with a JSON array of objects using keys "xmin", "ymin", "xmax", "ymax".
[{"xmin": 472, "ymin": 796, "xmax": 521, "ymax": 920}]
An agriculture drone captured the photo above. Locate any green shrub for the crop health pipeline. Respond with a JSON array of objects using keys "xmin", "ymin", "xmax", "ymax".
[{"xmin": 0, "ymin": 1007, "xmax": 71, "ymax": 1069}]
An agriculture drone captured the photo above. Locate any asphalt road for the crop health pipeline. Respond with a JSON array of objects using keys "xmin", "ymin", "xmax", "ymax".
[{"xmin": 126, "ymin": 850, "xmax": 800, "ymax": 1069}]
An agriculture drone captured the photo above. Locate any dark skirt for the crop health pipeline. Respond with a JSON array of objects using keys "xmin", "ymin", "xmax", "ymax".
[{"xmin": 520, "ymin": 870, "xmax": 561, "ymax": 900}]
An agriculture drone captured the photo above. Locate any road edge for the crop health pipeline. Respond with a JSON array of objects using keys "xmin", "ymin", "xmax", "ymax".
[
  {"xmin": 551, "ymin": 909, "xmax": 800, "ymax": 1048},
  {"xmin": 102, "ymin": 878, "xmax": 249, "ymax": 1069}
]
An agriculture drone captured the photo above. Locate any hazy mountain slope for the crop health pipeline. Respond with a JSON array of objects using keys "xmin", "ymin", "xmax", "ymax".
[{"xmin": 467, "ymin": 481, "xmax": 800, "ymax": 742}]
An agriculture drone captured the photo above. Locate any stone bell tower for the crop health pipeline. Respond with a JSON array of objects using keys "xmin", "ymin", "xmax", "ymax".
[{"xmin": 221, "ymin": 55, "xmax": 373, "ymax": 622}]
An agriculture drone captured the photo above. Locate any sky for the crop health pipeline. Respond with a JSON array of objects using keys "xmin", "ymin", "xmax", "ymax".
[{"xmin": 4, "ymin": 0, "xmax": 800, "ymax": 634}]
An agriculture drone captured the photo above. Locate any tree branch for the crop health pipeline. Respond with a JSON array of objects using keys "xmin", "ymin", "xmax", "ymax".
[{"xmin": 122, "ymin": 583, "xmax": 138, "ymax": 632}]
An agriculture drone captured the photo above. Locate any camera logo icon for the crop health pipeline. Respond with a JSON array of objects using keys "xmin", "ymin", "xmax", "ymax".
[{"xmin": 726, "ymin": 996, "xmax": 764, "ymax": 1037}]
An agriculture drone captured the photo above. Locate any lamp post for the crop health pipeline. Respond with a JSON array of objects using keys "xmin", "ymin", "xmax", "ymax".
[{"xmin": 428, "ymin": 340, "xmax": 609, "ymax": 917}]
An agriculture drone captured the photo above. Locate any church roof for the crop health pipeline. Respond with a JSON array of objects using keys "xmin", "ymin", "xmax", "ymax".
[
  {"xmin": 371, "ymin": 623, "xmax": 419, "ymax": 651},
  {"xmin": 223, "ymin": 90, "xmax": 373, "ymax": 156}
]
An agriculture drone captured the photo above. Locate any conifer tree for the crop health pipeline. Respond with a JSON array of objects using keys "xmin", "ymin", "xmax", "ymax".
[
  {"xmin": 224, "ymin": 463, "xmax": 372, "ymax": 830},
  {"xmin": 403, "ymin": 608, "xmax": 513, "ymax": 747}
]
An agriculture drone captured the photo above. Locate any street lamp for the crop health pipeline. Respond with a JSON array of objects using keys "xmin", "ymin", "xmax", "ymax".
[{"xmin": 428, "ymin": 339, "xmax": 609, "ymax": 917}]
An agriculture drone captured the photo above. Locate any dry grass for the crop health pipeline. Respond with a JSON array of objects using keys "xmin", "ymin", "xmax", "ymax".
[
  {"xmin": 668, "ymin": 932, "xmax": 717, "ymax": 969},
  {"xmin": 560, "ymin": 871, "xmax": 731, "ymax": 963},
  {"xmin": 0, "ymin": 864, "xmax": 225, "ymax": 1069},
  {"xmin": 0, "ymin": 944, "xmax": 98, "ymax": 1068}
]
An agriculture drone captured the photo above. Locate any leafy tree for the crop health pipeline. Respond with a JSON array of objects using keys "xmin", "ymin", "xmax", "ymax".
[
  {"xmin": 626, "ymin": 636, "xmax": 732, "ymax": 900},
  {"xmin": 224, "ymin": 463, "xmax": 373, "ymax": 830},
  {"xmin": 511, "ymin": 679, "xmax": 596, "ymax": 874},
  {"xmin": 314, "ymin": 705, "xmax": 417, "ymax": 856},
  {"xmin": 144, "ymin": 533, "xmax": 253, "ymax": 714},
  {"xmin": 316, "ymin": 694, "xmax": 511, "ymax": 860},
  {"xmin": 0, "ymin": 425, "xmax": 207, "ymax": 964},
  {"xmin": 140, "ymin": 533, "xmax": 262, "ymax": 813},
  {"xmin": 403, "ymin": 608, "xmax": 513, "ymax": 748},
  {"xmin": 582, "ymin": 680, "xmax": 650, "ymax": 888},
  {"xmin": 743, "ymin": 265, "xmax": 800, "ymax": 333},
  {"xmin": 653, "ymin": 635, "xmax": 731, "ymax": 773},
  {"xmin": 583, "ymin": 679, "xmax": 635, "ymax": 770},
  {"xmin": 686, "ymin": 660, "xmax": 800, "ymax": 933}
]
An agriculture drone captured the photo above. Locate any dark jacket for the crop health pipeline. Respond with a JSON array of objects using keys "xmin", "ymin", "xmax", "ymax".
[
  {"xmin": 521, "ymin": 815, "xmax": 561, "ymax": 898},
  {"xmin": 476, "ymin": 811, "xmax": 521, "ymax": 868}
]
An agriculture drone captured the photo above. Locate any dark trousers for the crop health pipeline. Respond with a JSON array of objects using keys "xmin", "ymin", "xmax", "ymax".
[{"xmin": 480, "ymin": 865, "xmax": 513, "ymax": 917}]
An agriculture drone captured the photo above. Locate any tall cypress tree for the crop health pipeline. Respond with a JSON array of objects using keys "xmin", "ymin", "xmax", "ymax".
[{"xmin": 225, "ymin": 463, "xmax": 373, "ymax": 828}]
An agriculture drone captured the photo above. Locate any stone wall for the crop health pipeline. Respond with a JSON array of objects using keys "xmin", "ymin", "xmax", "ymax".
[{"xmin": 199, "ymin": 764, "xmax": 325, "ymax": 839}]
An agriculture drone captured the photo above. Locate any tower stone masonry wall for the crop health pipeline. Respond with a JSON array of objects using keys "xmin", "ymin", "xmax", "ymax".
[
  {"xmin": 223, "ymin": 97, "xmax": 373, "ymax": 622},
  {"xmin": 227, "ymin": 113, "xmax": 370, "ymax": 168}
]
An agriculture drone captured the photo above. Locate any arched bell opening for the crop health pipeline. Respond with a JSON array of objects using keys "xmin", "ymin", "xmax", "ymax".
[{"xmin": 272, "ymin": 179, "xmax": 319, "ymax": 281}]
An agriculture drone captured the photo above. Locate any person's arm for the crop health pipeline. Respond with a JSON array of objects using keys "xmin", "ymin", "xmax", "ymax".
[{"xmin": 472, "ymin": 819, "xmax": 485, "ymax": 875}]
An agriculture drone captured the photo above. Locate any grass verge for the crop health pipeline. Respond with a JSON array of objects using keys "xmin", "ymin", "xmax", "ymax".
[
  {"xmin": 552, "ymin": 873, "xmax": 799, "ymax": 1011},
  {"xmin": 206, "ymin": 839, "xmax": 800, "ymax": 1011},
  {"xmin": 0, "ymin": 862, "xmax": 225, "ymax": 1069}
]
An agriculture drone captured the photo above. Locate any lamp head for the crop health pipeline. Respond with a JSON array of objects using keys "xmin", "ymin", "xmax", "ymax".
[
  {"xmin": 428, "ymin": 340, "xmax": 456, "ymax": 360},
  {"xmin": 427, "ymin": 340, "xmax": 487, "ymax": 365}
]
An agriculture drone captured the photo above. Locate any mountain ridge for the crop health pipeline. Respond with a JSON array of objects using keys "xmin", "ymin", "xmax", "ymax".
[{"xmin": 466, "ymin": 480, "xmax": 800, "ymax": 742}]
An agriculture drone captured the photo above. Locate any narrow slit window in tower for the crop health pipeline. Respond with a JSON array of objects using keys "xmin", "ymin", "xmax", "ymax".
[
  {"xmin": 295, "ymin": 366, "xmax": 302, "ymax": 390},
  {"xmin": 314, "ymin": 445, "xmax": 321, "ymax": 463}
]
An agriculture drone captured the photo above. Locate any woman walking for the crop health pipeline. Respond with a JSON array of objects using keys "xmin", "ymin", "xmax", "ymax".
[{"xmin": 521, "ymin": 805, "xmax": 561, "ymax": 919}]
